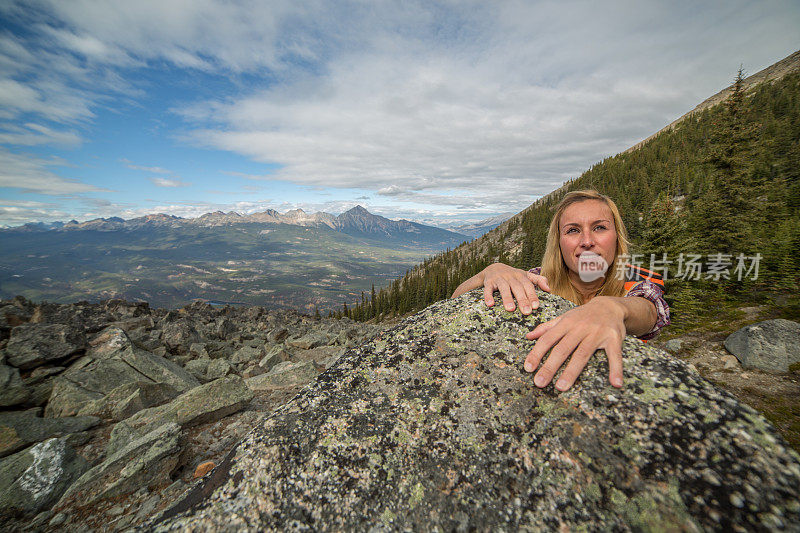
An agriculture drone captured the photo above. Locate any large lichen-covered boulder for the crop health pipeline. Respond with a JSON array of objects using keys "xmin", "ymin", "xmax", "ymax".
[{"xmin": 152, "ymin": 291, "xmax": 800, "ymax": 532}]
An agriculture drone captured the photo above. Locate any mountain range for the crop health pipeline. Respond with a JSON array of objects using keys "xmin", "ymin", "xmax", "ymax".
[
  {"xmin": 5, "ymin": 205, "xmax": 474, "ymax": 241},
  {"xmin": 0, "ymin": 206, "xmax": 471, "ymax": 311}
]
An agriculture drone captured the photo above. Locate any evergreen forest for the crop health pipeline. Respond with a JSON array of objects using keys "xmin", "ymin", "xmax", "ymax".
[{"xmin": 339, "ymin": 70, "xmax": 800, "ymax": 331}]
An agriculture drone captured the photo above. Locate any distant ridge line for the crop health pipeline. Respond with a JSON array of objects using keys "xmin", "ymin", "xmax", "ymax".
[
  {"xmin": 483, "ymin": 49, "xmax": 800, "ymax": 240},
  {"xmin": 624, "ymin": 49, "xmax": 800, "ymax": 154}
]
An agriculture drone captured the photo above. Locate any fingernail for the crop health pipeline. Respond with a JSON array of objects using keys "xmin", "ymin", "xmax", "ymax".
[
  {"xmin": 534, "ymin": 374, "xmax": 546, "ymax": 387},
  {"xmin": 524, "ymin": 362, "xmax": 533, "ymax": 372},
  {"xmin": 531, "ymin": 301, "xmax": 539, "ymax": 309},
  {"xmin": 521, "ymin": 306, "xmax": 531, "ymax": 314},
  {"xmin": 555, "ymin": 379, "xmax": 567, "ymax": 390},
  {"xmin": 612, "ymin": 377, "xmax": 623, "ymax": 388}
]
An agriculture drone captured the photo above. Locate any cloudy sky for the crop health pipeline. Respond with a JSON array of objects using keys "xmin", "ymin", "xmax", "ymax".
[{"xmin": 1, "ymin": 1, "xmax": 798, "ymax": 228}]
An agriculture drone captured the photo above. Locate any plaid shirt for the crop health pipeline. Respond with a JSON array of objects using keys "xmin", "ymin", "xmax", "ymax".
[{"xmin": 528, "ymin": 267, "xmax": 670, "ymax": 340}]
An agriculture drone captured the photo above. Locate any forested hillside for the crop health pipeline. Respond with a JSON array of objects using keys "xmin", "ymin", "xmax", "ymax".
[{"xmin": 342, "ymin": 67, "xmax": 800, "ymax": 329}]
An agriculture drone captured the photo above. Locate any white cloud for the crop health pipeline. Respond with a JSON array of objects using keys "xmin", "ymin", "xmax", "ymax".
[
  {"xmin": 120, "ymin": 159, "xmax": 173, "ymax": 174},
  {"xmin": 1, "ymin": 0, "xmax": 799, "ymax": 227},
  {"xmin": 176, "ymin": 0, "xmax": 800, "ymax": 211},
  {"xmin": 150, "ymin": 177, "xmax": 190, "ymax": 188},
  {"xmin": 0, "ymin": 148, "xmax": 106, "ymax": 195},
  {"xmin": 0, "ymin": 123, "xmax": 82, "ymax": 147}
]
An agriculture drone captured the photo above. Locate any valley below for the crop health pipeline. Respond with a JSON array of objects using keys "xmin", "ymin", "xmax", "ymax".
[{"xmin": 0, "ymin": 214, "xmax": 468, "ymax": 313}]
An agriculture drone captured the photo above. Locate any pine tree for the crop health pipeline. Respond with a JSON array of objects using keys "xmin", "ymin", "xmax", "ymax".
[{"xmin": 693, "ymin": 68, "xmax": 761, "ymax": 257}]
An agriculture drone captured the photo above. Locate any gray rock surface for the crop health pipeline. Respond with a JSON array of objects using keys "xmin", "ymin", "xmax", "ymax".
[
  {"xmin": 4, "ymin": 323, "xmax": 86, "ymax": 370},
  {"xmin": 76, "ymin": 381, "xmax": 180, "ymax": 421},
  {"xmin": 107, "ymin": 376, "xmax": 253, "ymax": 456},
  {"xmin": 664, "ymin": 338, "xmax": 683, "ymax": 353},
  {"xmin": 184, "ymin": 359, "xmax": 210, "ymax": 381},
  {"xmin": 286, "ymin": 330, "xmax": 330, "ymax": 349},
  {"xmin": 0, "ymin": 410, "xmax": 99, "ymax": 457},
  {"xmin": 0, "ymin": 363, "xmax": 30, "ymax": 407},
  {"xmin": 724, "ymin": 318, "xmax": 800, "ymax": 372},
  {"xmin": 205, "ymin": 358, "xmax": 233, "ymax": 380},
  {"xmin": 258, "ymin": 345, "xmax": 287, "ymax": 372},
  {"xmin": 244, "ymin": 360, "xmax": 318, "ymax": 390},
  {"xmin": 57, "ymin": 423, "xmax": 181, "ymax": 508},
  {"xmin": 153, "ymin": 290, "xmax": 800, "ymax": 532},
  {"xmin": 45, "ymin": 328, "xmax": 199, "ymax": 418},
  {"xmin": 0, "ymin": 437, "xmax": 89, "ymax": 517},
  {"xmin": 230, "ymin": 345, "xmax": 263, "ymax": 366}
]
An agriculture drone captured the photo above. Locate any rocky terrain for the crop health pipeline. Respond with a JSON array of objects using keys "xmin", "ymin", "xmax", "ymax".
[
  {"xmin": 653, "ymin": 305, "xmax": 800, "ymax": 453},
  {"xmin": 0, "ymin": 296, "xmax": 383, "ymax": 531},
  {"xmin": 2, "ymin": 291, "xmax": 799, "ymax": 531},
  {"xmin": 150, "ymin": 290, "xmax": 800, "ymax": 531}
]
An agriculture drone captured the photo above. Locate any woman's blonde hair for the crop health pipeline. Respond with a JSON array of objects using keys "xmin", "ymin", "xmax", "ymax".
[{"xmin": 540, "ymin": 190, "xmax": 629, "ymax": 304}]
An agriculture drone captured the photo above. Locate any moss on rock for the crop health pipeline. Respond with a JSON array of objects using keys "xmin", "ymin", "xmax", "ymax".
[{"xmin": 152, "ymin": 290, "xmax": 800, "ymax": 531}]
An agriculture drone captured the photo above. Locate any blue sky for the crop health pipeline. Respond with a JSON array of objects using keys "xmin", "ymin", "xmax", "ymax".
[{"xmin": 1, "ymin": 1, "xmax": 799, "ymax": 228}]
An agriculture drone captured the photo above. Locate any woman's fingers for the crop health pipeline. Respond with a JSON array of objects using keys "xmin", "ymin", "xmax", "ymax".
[
  {"xmin": 482, "ymin": 267, "xmax": 540, "ymax": 314},
  {"xmin": 525, "ymin": 316, "xmax": 560, "ymax": 341},
  {"xmin": 523, "ymin": 306, "xmax": 626, "ymax": 390},
  {"xmin": 528, "ymin": 273, "xmax": 551, "ymax": 293},
  {"xmin": 553, "ymin": 338, "xmax": 596, "ymax": 391},
  {"xmin": 523, "ymin": 318, "xmax": 564, "ymax": 372},
  {"xmin": 508, "ymin": 277, "xmax": 535, "ymax": 314},
  {"xmin": 496, "ymin": 279, "xmax": 517, "ymax": 312},
  {"xmin": 606, "ymin": 341, "xmax": 624, "ymax": 388},
  {"xmin": 520, "ymin": 278, "xmax": 539, "ymax": 312},
  {"xmin": 532, "ymin": 331, "xmax": 581, "ymax": 387}
]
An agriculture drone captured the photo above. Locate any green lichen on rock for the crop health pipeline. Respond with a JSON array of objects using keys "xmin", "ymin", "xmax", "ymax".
[{"xmin": 151, "ymin": 290, "xmax": 800, "ymax": 532}]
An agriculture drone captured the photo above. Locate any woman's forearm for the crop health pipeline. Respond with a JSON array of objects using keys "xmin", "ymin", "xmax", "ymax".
[
  {"xmin": 451, "ymin": 271, "xmax": 485, "ymax": 298},
  {"xmin": 602, "ymin": 296, "xmax": 657, "ymax": 337}
]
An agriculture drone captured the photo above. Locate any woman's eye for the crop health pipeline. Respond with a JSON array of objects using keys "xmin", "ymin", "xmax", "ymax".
[
  {"xmin": 594, "ymin": 225, "xmax": 607, "ymax": 231},
  {"xmin": 566, "ymin": 228, "xmax": 578, "ymax": 234}
]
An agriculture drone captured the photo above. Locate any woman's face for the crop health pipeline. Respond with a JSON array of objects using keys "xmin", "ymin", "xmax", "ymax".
[{"xmin": 558, "ymin": 199, "xmax": 617, "ymax": 282}]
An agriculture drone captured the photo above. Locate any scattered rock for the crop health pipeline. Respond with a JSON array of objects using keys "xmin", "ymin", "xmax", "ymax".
[
  {"xmin": 213, "ymin": 318, "xmax": 238, "ymax": 340},
  {"xmin": 664, "ymin": 338, "xmax": 683, "ymax": 353},
  {"xmin": 0, "ymin": 296, "xmax": 382, "ymax": 530},
  {"xmin": 258, "ymin": 345, "xmax": 289, "ymax": 372},
  {"xmin": 245, "ymin": 360, "xmax": 318, "ymax": 390},
  {"xmin": 184, "ymin": 359, "xmax": 210, "ymax": 382},
  {"xmin": 230, "ymin": 345, "xmax": 263, "ymax": 366},
  {"xmin": 49, "ymin": 512, "xmax": 67, "ymax": 527},
  {"xmin": 77, "ymin": 381, "xmax": 180, "ymax": 422},
  {"xmin": 161, "ymin": 319, "xmax": 201, "ymax": 353},
  {"xmin": 0, "ymin": 410, "xmax": 100, "ymax": 458},
  {"xmin": 106, "ymin": 376, "xmax": 253, "ymax": 456},
  {"xmin": 57, "ymin": 423, "xmax": 181, "ymax": 508},
  {"xmin": 0, "ymin": 363, "xmax": 31, "ymax": 407},
  {"xmin": 293, "ymin": 345, "xmax": 345, "ymax": 367},
  {"xmin": 270, "ymin": 327, "xmax": 289, "ymax": 343},
  {"xmin": 193, "ymin": 461, "xmax": 215, "ymax": 479},
  {"xmin": 724, "ymin": 319, "xmax": 800, "ymax": 372},
  {"xmin": 45, "ymin": 328, "xmax": 199, "ymax": 418},
  {"xmin": 189, "ymin": 343, "xmax": 209, "ymax": 358},
  {"xmin": 4, "ymin": 323, "xmax": 86, "ymax": 370},
  {"xmin": 0, "ymin": 437, "xmax": 89, "ymax": 518},
  {"xmin": 286, "ymin": 330, "xmax": 329, "ymax": 350},
  {"xmin": 721, "ymin": 354, "xmax": 740, "ymax": 370},
  {"xmin": 241, "ymin": 364, "xmax": 265, "ymax": 379},
  {"xmin": 136, "ymin": 494, "xmax": 161, "ymax": 522},
  {"xmin": 206, "ymin": 358, "xmax": 233, "ymax": 380},
  {"xmin": 44, "ymin": 378, "xmax": 104, "ymax": 418}
]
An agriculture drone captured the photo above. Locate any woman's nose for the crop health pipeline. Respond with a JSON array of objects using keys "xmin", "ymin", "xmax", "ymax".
[{"xmin": 580, "ymin": 234, "xmax": 594, "ymax": 248}]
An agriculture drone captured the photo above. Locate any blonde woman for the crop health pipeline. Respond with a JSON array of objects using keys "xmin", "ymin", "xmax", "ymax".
[{"xmin": 452, "ymin": 190, "xmax": 669, "ymax": 391}]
